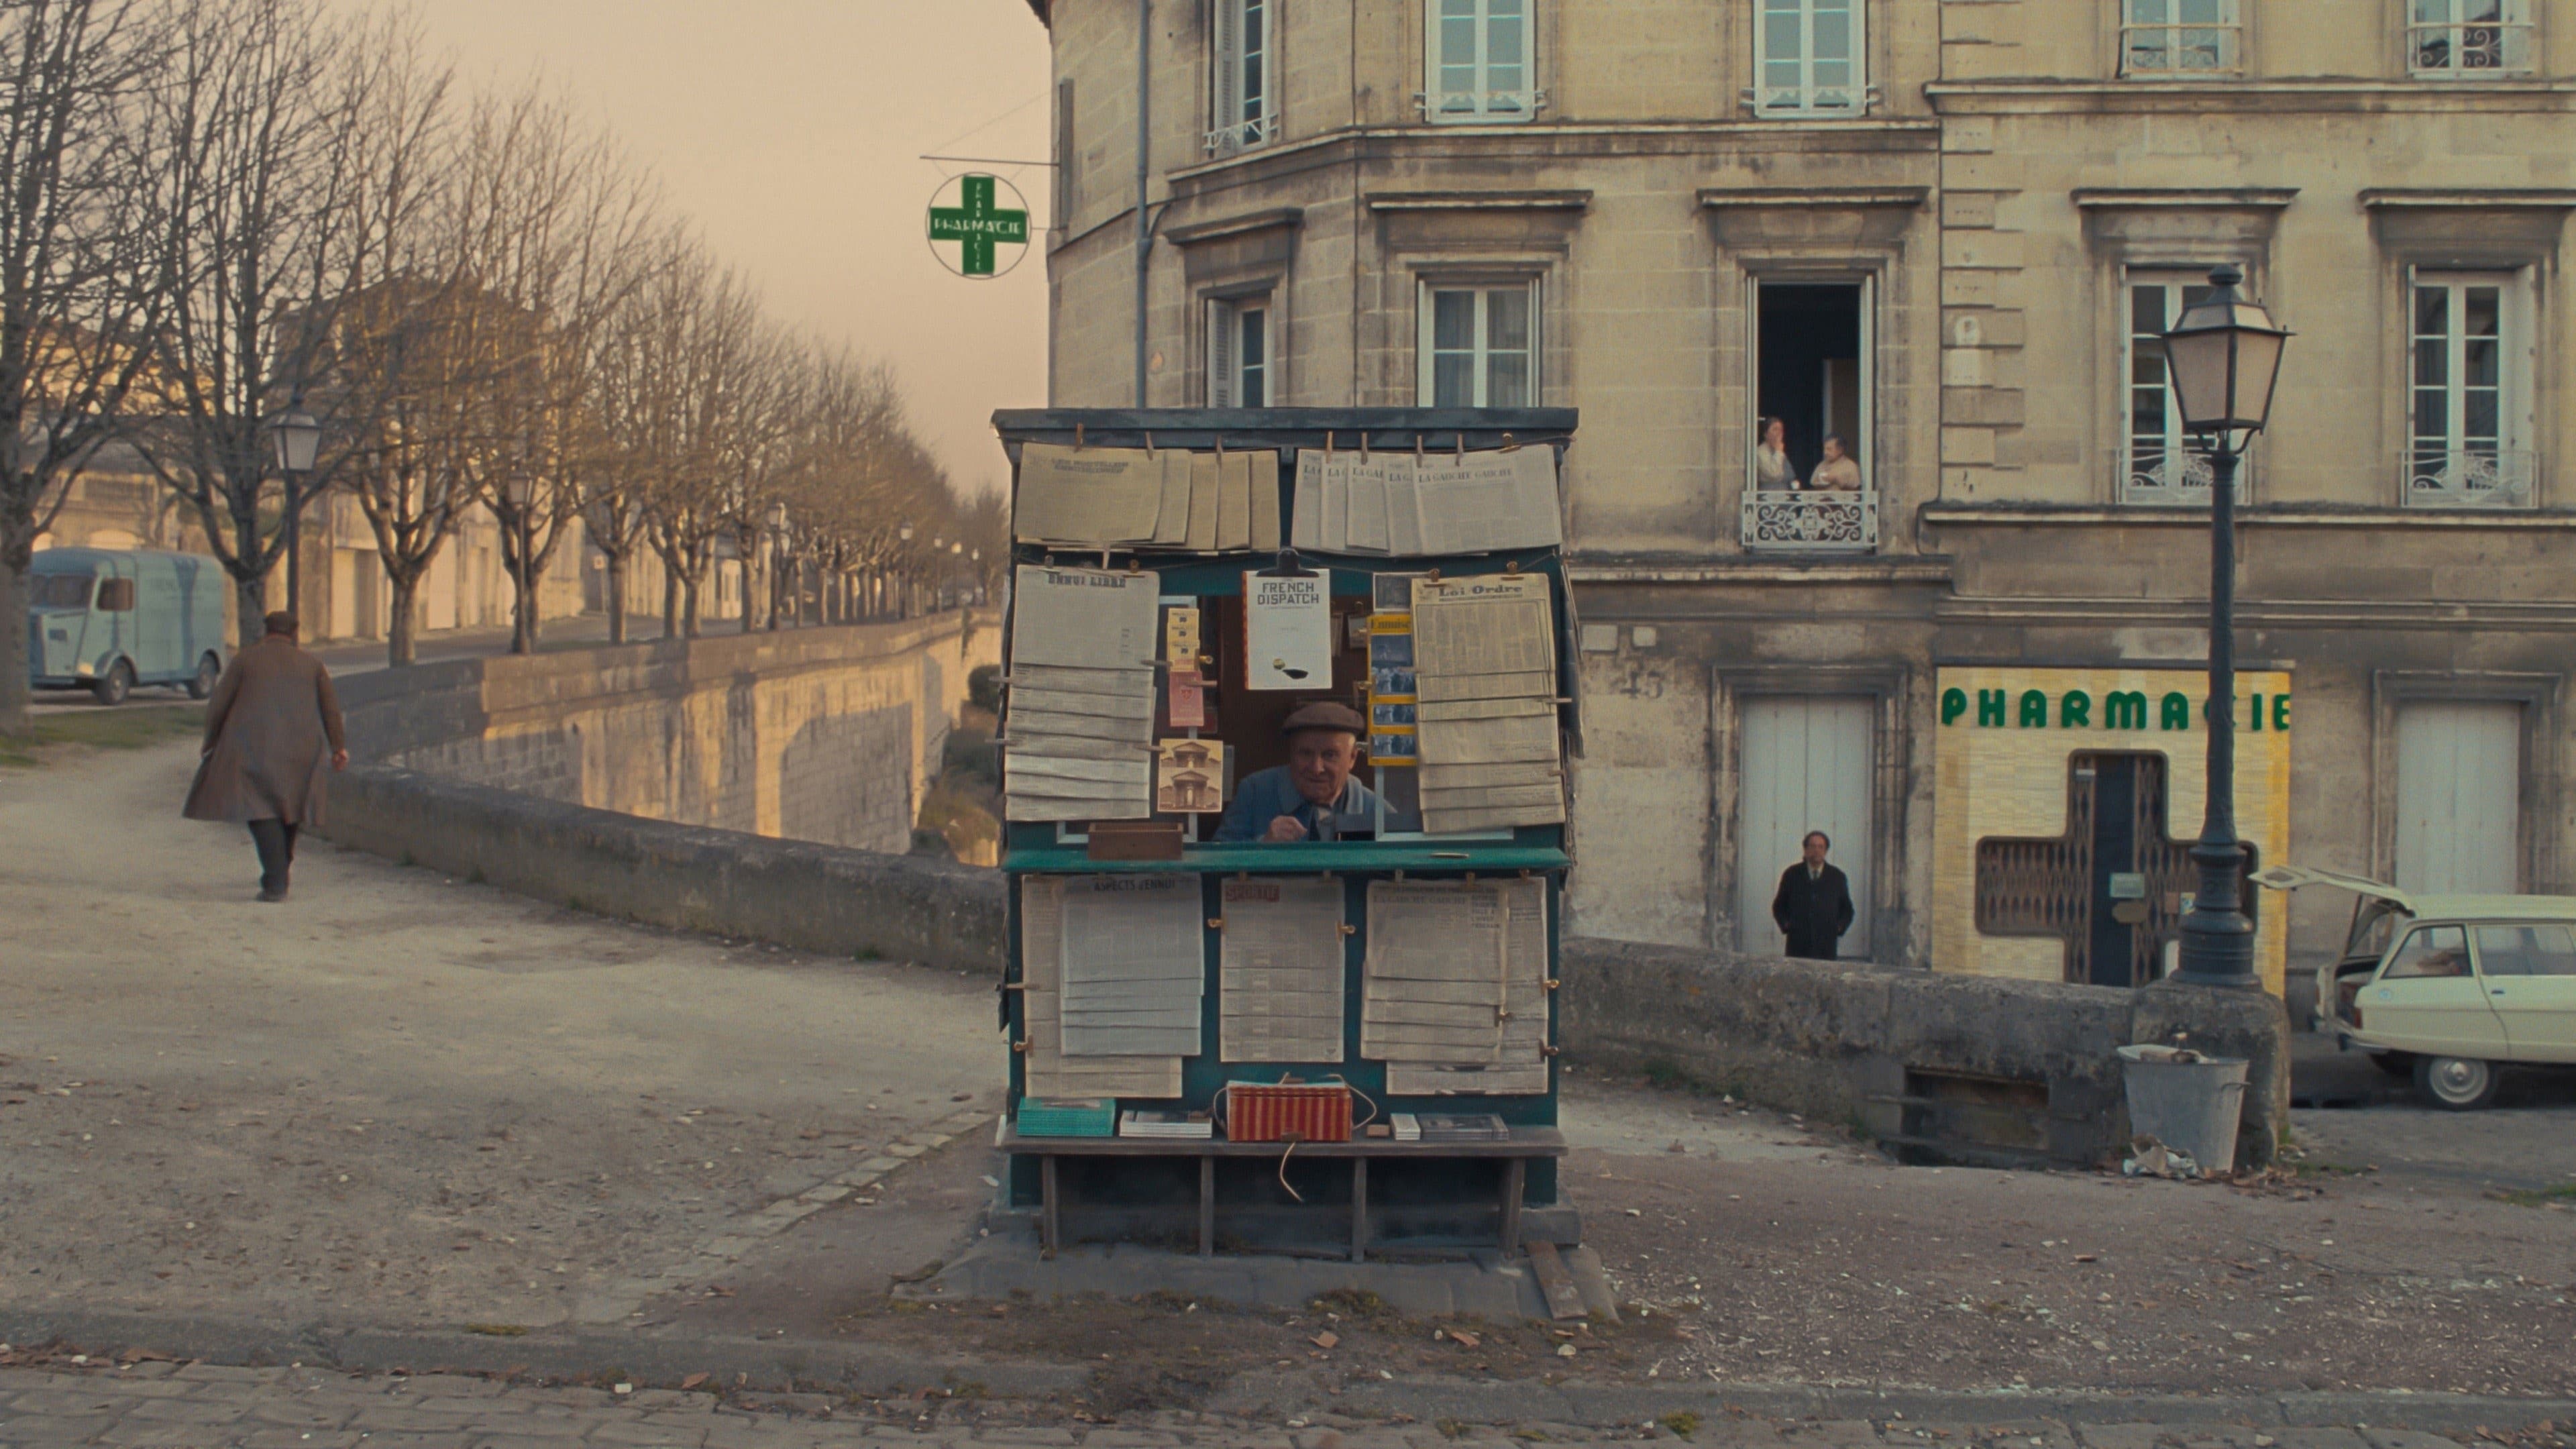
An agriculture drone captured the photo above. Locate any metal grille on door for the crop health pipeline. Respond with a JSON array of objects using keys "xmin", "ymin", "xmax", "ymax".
[{"xmin": 1974, "ymin": 753, "xmax": 2247, "ymax": 988}]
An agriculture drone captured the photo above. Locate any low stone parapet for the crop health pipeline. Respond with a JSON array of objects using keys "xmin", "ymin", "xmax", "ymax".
[
  {"xmin": 327, "ymin": 764, "xmax": 1007, "ymax": 974},
  {"xmin": 1556, "ymin": 936, "xmax": 2290, "ymax": 1172}
]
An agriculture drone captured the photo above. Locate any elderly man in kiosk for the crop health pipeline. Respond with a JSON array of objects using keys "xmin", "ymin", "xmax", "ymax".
[{"xmin": 1216, "ymin": 701, "xmax": 1381, "ymax": 843}]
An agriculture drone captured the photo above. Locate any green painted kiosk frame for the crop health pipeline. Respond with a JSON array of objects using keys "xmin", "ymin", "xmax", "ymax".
[{"xmin": 991, "ymin": 407, "xmax": 1582, "ymax": 1257}]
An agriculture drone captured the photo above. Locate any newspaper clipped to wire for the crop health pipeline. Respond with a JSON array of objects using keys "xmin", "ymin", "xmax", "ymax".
[
  {"xmin": 1383, "ymin": 876, "xmax": 1550, "ymax": 1096},
  {"xmin": 1220, "ymin": 877, "xmax": 1347, "ymax": 1063},
  {"xmin": 1019, "ymin": 878, "xmax": 1183, "ymax": 1097},
  {"xmin": 1360, "ymin": 880, "xmax": 1507, "ymax": 1065},
  {"xmin": 1012, "ymin": 441, "xmax": 1282, "ymax": 552},
  {"xmin": 1003, "ymin": 566, "xmax": 1160, "ymax": 822},
  {"xmin": 1059, "ymin": 875, "xmax": 1205, "ymax": 1058},
  {"xmin": 1407, "ymin": 572, "xmax": 1565, "ymax": 832},
  {"xmin": 1290, "ymin": 445, "xmax": 1561, "ymax": 557}
]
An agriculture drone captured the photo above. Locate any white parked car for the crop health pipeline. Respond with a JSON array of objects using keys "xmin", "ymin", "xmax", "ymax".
[{"xmin": 2257, "ymin": 866, "xmax": 2576, "ymax": 1110}]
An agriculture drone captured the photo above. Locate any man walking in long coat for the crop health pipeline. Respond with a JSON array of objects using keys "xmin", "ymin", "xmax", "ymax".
[
  {"xmin": 1772, "ymin": 830, "xmax": 1856, "ymax": 961},
  {"xmin": 183, "ymin": 612, "xmax": 347, "ymax": 902}
]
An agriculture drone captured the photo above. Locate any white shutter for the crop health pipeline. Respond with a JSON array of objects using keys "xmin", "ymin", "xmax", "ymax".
[
  {"xmin": 1208, "ymin": 300, "xmax": 1236, "ymax": 407},
  {"xmin": 1211, "ymin": 0, "xmax": 1240, "ymax": 148}
]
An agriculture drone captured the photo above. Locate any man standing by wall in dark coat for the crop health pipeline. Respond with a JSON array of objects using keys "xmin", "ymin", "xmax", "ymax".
[
  {"xmin": 182, "ymin": 612, "xmax": 347, "ymax": 902},
  {"xmin": 1772, "ymin": 830, "xmax": 1856, "ymax": 961}
]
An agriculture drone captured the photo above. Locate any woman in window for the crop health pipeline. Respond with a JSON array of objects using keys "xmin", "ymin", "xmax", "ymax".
[
  {"xmin": 1809, "ymin": 434, "xmax": 1862, "ymax": 491},
  {"xmin": 1755, "ymin": 417, "xmax": 1795, "ymax": 490}
]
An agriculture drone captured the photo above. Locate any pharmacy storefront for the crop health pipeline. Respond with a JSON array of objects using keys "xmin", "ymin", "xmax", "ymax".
[{"xmin": 1931, "ymin": 667, "xmax": 2292, "ymax": 996}]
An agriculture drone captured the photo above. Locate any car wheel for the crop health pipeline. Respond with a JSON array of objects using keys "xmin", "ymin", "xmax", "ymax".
[
  {"xmin": 186, "ymin": 652, "xmax": 220, "ymax": 700},
  {"xmin": 2412, "ymin": 1055, "xmax": 2500, "ymax": 1112},
  {"xmin": 91, "ymin": 659, "xmax": 133, "ymax": 706},
  {"xmin": 2369, "ymin": 1051, "xmax": 2416, "ymax": 1079}
]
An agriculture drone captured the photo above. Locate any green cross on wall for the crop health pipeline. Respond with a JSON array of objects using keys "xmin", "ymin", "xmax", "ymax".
[{"xmin": 928, "ymin": 174, "xmax": 1030, "ymax": 276}]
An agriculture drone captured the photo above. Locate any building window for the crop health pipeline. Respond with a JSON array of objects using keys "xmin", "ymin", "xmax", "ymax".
[
  {"xmin": 1208, "ymin": 297, "xmax": 1270, "ymax": 407},
  {"xmin": 1207, "ymin": 0, "xmax": 1277, "ymax": 156},
  {"xmin": 1745, "ymin": 280, "xmax": 1877, "ymax": 551},
  {"xmin": 1754, "ymin": 0, "xmax": 1866, "ymax": 117},
  {"xmin": 1426, "ymin": 0, "xmax": 1539, "ymax": 123},
  {"xmin": 1419, "ymin": 282, "xmax": 1535, "ymax": 408},
  {"xmin": 2408, "ymin": 272, "xmax": 2534, "ymax": 507},
  {"xmin": 2408, "ymin": 0, "xmax": 2533, "ymax": 76},
  {"xmin": 2122, "ymin": 0, "xmax": 2241, "ymax": 74},
  {"xmin": 2123, "ymin": 272, "xmax": 2242, "ymax": 506}
]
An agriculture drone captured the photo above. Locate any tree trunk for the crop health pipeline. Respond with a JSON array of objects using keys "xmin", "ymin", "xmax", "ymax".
[
  {"xmin": 605, "ymin": 552, "xmax": 628, "ymax": 644},
  {"xmin": 235, "ymin": 572, "xmax": 268, "ymax": 651},
  {"xmin": 661, "ymin": 565, "xmax": 679, "ymax": 639},
  {"xmin": 682, "ymin": 571, "xmax": 701, "ymax": 639},
  {"xmin": 0, "ymin": 557, "xmax": 31, "ymax": 736},
  {"xmin": 387, "ymin": 573, "xmax": 420, "ymax": 667},
  {"xmin": 509, "ymin": 545, "xmax": 536, "ymax": 656}
]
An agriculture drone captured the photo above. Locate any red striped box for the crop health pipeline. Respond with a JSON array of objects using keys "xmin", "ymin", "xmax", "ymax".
[{"xmin": 1224, "ymin": 1082, "xmax": 1353, "ymax": 1143}]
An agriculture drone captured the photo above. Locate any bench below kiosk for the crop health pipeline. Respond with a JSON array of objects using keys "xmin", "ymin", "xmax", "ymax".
[{"xmin": 997, "ymin": 1123, "xmax": 1568, "ymax": 1262}]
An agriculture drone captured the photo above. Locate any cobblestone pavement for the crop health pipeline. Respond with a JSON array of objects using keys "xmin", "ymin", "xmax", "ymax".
[{"xmin": 4, "ymin": 1360, "xmax": 2572, "ymax": 1449}]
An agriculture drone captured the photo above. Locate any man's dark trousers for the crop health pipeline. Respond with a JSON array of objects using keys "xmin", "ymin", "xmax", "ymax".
[
  {"xmin": 1772, "ymin": 862, "xmax": 1855, "ymax": 961},
  {"xmin": 248, "ymin": 818, "xmax": 300, "ymax": 896}
]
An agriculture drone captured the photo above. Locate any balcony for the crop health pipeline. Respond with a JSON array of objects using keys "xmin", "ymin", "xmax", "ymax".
[
  {"xmin": 1743, "ymin": 488, "xmax": 1878, "ymax": 551},
  {"xmin": 2404, "ymin": 448, "xmax": 2536, "ymax": 508},
  {"xmin": 2408, "ymin": 19, "xmax": 2534, "ymax": 76},
  {"xmin": 2121, "ymin": 449, "xmax": 2247, "ymax": 507}
]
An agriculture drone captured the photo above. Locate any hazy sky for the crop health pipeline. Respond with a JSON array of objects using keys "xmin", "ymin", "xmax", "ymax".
[{"xmin": 340, "ymin": 0, "xmax": 1055, "ymax": 497}]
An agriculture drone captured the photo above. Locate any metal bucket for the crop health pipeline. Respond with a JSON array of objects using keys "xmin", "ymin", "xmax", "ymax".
[{"xmin": 2116, "ymin": 1044, "xmax": 2248, "ymax": 1175}]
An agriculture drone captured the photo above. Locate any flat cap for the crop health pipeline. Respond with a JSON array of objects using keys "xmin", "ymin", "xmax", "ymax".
[
  {"xmin": 262, "ymin": 610, "xmax": 300, "ymax": 636},
  {"xmin": 1280, "ymin": 700, "xmax": 1366, "ymax": 737}
]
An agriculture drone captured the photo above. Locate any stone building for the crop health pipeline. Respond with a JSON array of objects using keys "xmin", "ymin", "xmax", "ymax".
[{"xmin": 1028, "ymin": 0, "xmax": 2576, "ymax": 998}]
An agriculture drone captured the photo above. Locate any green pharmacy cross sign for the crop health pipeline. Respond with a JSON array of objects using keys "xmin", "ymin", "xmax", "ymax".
[{"xmin": 928, "ymin": 173, "xmax": 1031, "ymax": 279}]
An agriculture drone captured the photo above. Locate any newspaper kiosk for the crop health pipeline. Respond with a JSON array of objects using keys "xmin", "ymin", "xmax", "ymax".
[{"xmin": 991, "ymin": 408, "xmax": 1580, "ymax": 1260}]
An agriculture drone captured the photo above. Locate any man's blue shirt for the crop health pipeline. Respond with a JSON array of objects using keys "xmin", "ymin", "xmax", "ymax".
[{"xmin": 1214, "ymin": 766, "xmax": 1381, "ymax": 842}]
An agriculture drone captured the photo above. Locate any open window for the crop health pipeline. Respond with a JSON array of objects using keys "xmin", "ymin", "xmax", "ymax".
[{"xmin": 1752, "ymin": 280, "xmax": 1870, "ymax": 492}]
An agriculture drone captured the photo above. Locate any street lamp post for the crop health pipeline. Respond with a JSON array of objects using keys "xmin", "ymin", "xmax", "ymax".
[
  {"xmin": 2159, "ymin": 264, "xmax": 2292, "ymax": 990},
  {"xmin": 502, "ymin": 474, "xmax": 538, "ymax": 654},
  {"xmin": 268, "ymin": 407, "xmax": 321, "ymax": 624}
]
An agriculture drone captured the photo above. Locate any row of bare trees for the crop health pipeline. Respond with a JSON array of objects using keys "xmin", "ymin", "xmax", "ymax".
[{"xmin": 0, "ymin": 0, "xmax": 996, "ymax": 733}]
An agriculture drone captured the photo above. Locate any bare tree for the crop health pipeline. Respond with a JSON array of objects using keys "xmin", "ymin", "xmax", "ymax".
[
  {"xmin": 455, "ymin": 87, "xmax": 659, "ymax": 655},
  {"xmin": 632, "ymin": 245, "xmax": 757, "ymax": 639},
  {"xmin": 129, "ymin": 0, "xmax": 362, "ymax": 649},
  {"xmin": 0, "ymin": 0, "xmax": 161, "ymax": 732}
]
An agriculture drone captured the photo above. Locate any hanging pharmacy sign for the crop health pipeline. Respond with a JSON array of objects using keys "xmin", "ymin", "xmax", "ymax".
[{"xmin": 926, "ymin": 173, "xmax": 1031, "ymax": 278}]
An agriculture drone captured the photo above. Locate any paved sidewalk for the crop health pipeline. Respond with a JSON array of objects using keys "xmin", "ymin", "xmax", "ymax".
[{"xmin": 3, "ymin": 1360, "xmax": 2573, "ymax": 1449}]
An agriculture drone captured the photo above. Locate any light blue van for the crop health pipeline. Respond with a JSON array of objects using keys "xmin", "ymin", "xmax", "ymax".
[{"xmin": 25, "ymin": 547, "xmax": 229, "ymax": 705}]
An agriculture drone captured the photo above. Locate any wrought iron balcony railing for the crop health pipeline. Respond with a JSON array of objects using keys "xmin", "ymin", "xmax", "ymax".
[
  {"xmin": 2404, "ymin": 448, "xmax": 2536, "ymax": 508},
  {"xmin": 1743, "ymin": 487, "xmax": 1878, "ymax": 551},
  {"xmin": 2121, "ymin": 21, "xmax": 2243, "ymax": 74},
  {"xmin": 1419, "ymin": 89, "xmax": 1547, "ymax": 123},
  {"xmin": 2121, "ymin": 449, "xmax": 2247, "ymax": 506},
  {"xmin": 2408, "ymin": 19, "xmax": 2534, "ymax": 76},
  {"xmin": 1201, "ymin": 113, "xmax": 1280, "ymax": 158}
]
